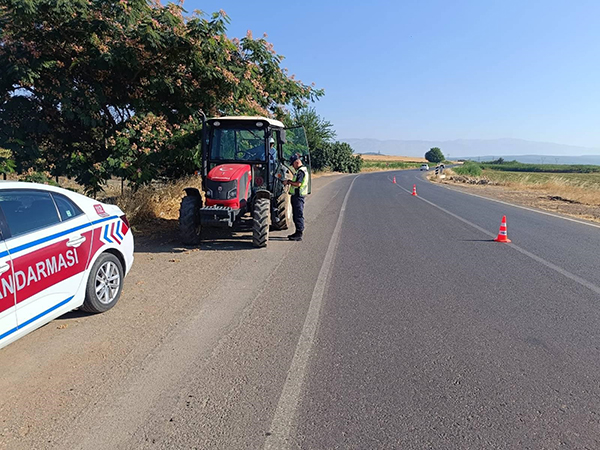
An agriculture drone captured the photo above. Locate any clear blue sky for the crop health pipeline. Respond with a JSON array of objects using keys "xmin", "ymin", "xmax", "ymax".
[{"xmin": 185, "ymin": 1, "xmax": 600, "ymax": 148}]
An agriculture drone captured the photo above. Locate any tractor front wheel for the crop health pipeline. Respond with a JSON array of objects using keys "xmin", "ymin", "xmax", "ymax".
[
  {"xmin": 179, "ymin": 195, "xmax": 202, "ymax": 245},
  {"xmin": 252, "ymin": 197, "xmax": 270, "ymax": 248}
]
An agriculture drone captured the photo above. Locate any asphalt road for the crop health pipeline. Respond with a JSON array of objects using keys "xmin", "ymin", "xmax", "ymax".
[
  {"xmin": 295, "ymin": 170, "xmax": 600, "ymax": 449},
  {"xmin": 2, "ymin": 169, "xmax": 600, "ymax": 449}
]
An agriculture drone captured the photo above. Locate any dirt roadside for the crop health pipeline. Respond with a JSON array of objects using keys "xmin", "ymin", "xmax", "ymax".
[{"xmin": 0, "ymin": 174, "xmax": 349, "ymax": 450}]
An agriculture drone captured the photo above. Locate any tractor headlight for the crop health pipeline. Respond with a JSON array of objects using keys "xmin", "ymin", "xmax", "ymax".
[
  {"xmin": 206, "ymin": 189, "xmax": 213, "ymax": 198},
  {"xmin": 227, "ymin": 188, "xmax": 237, "ymax": 199}
]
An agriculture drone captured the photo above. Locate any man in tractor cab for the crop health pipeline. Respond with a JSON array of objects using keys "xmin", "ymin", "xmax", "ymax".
[
  {"xmin": 269, "ymin": 137, "xmax": 276, "ymax": 163},
  {"xmin": 268, "ymin": 137, "xmax": 277, "ymax": 184},
  {"xmin": 284, "ymin": 153, "xmax": 308, "ymax": 241}
]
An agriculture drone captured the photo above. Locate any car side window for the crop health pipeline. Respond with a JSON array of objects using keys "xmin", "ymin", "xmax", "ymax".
[
  {"xmin": 0, "ymin": 190, "xmax": 61, "ymax": 238},
  {"xmin": 52, "ymin": 193, "xmax": 83, "ymax": 221}
]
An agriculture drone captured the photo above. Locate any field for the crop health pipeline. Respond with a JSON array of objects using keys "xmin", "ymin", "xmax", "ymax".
[
  {"xmin": 478, "ymin": 161, "xmax": 600, "ymax": 174},
  {"xmin": 359, "ymin": 154, "xmax": 428, "ymax": 162},
  {"xmin": 433, "ymin": 165, "xmax": 600, "ymax": 222},
  {"xmin": 358, "ymin": 154, "xmax": 429, "ymax": 172},
  {"xmin": 479, "ymin": 171, "xmax": 600, "ymax": 190}
]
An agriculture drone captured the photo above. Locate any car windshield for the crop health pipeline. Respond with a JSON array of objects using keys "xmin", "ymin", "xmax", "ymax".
[{"xmin": 210, "ymin": 127, "xmax": 267, "ymax": 162}]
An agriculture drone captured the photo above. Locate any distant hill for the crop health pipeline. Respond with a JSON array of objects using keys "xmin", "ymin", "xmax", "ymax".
[{"xmin": 343, "ymin": 138, "xmax": 600, "ymax": 164}]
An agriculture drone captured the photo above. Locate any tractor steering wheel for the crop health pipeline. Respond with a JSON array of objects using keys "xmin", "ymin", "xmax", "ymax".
[{"xmin": 235, "ymin": 149, "xmax": 254, "ymax": 160}]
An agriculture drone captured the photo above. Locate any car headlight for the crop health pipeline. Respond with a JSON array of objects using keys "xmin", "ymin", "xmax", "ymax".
[{"xmin": 227, "ymin": 188, "xmax": 237, "ymax": 199}]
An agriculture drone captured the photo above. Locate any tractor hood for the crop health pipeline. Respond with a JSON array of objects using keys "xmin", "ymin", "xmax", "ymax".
[{"xmin": 207, "ymin": 164, "xmax": 251, "ymax": 182}]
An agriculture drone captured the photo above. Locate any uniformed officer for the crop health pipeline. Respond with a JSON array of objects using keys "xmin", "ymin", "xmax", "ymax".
[{"xmin": 283, "ymin": 154, "xmax": 308, "ymax": 241}]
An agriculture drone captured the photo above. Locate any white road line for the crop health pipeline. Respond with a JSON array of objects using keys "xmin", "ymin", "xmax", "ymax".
[
  {"xmin": 395, "ymin": 183, "xmax": 497, "ymax": 238},
  {"xmin": 264, "ymin": 175, "xmax": 360, "ymax": 450},
  {"xmin": 394, "ymin": 183, "xmax": 600, "ymax": 297}
]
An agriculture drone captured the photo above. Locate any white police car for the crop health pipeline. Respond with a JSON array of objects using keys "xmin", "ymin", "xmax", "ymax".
[{"xmin": 0, "ymin": 182, "xmax": 134, "ymax": 349}]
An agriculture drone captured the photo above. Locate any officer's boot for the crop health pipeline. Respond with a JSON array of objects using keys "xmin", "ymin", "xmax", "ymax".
[
  {"xmin": 287, "ymin": 231, "xmax": 299, "ymax": 239},
  {"xmin": 289, "ymin": 231, "xmax": 303, "ymax": 241}
]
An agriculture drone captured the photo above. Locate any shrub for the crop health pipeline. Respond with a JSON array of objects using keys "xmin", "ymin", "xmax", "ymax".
[
  {"xmin": 314, "ymin": 141, "xmax": 362, "ymax": 173},
  {"xmin": 453, "ymin": 162, "xmax": 482, "ymax": 177},
  {"xmin": 20, "ymin": 170, "xmax": 59, "ymax": 186},
  {"xmin": 106, "ymin": 176, "xmax": 203, "ymax": 229}
]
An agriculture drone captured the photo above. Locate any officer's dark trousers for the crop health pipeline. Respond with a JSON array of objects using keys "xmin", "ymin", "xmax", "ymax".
[{"xmin": 291, "ymin": 195, "xmax": 305, "ymax": 233}]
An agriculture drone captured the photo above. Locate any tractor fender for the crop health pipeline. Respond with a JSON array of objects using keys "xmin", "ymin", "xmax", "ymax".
[
  {"xmin": 184, "ymin": 187, "xmax": 201, "ymax": 197},
  {"xmin": 254, "ymin": 190, "xmax": 271, "ymax": 200}
]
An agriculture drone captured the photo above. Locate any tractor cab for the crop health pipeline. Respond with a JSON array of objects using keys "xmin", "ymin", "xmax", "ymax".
[{"xmin": 179, "ymin": 115, "xmax": 311, "ymax": 248}]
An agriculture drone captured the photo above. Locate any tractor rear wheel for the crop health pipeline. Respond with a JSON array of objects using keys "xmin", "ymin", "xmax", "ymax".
[
  {"xmin": 271, "ymin": 191, "xmax": 292, "ymax": 231},
  {"xmin": 179, "ymin": 195, "xmax": 202, "ymax": 245},
  {"xmin": 252, "ymin": 197, "xmax": 270, "ymax": 248}
]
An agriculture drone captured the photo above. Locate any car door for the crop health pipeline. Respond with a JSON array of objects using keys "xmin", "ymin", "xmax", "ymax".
[
  {"xmin": 283, "ymin": 126, "xmax": 312, "ymax": 194},
  {"xmin": 0, "ymin": 237, "xmax": 17, "ymax": 342},
  {"xmin": 0, "ymin": 189, "xmax": 92, "ymax": 331}
]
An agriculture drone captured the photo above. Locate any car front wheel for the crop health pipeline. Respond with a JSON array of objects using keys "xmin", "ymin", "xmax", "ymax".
[{"xmin": 81, "ymin": 252, "xmax": 124, "ymax": 313}]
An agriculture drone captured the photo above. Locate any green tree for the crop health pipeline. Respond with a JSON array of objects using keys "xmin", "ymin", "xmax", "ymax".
[
  {"xmin": 321, "ymin": 141, "xmax": 363, "ymax": 173},
  {"xmin": 105, "ymin": 113, "xmax": 202, "ymax": 190},
  {"xmin": 0, "ymin": 147, "xmax": 16, "ymax": 179},
  {"xmin": 290, "ymin": 107, "xmax": 336, "ymax": 151},
  {"xmin": 289, "ymin": 107, "xmax": 337, "ymax": 171},
  {"xmin": 288, "ymin": 107, "xmax": 363, "ymax": 173},
  {"xmin": 425, "ymin": 147, "xmax": 444, "ymax": 163},
  {"xmin": 0, "ymin": 1, "xmax": 322, "ymax": 193}
]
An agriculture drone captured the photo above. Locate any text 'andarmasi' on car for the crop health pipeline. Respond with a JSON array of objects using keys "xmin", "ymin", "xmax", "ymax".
[{"xmin": 0, "ymin": 181, "xmax": 134, "ymax": 350}]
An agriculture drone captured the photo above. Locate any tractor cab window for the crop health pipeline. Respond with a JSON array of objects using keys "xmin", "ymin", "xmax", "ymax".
[
  {"xmin": 210, "ymin": 127, "xmax": 267, "ymax": 162},
  {"xmin": 282, "ymin": 127, "xmax": 310, "ymax": 163}
]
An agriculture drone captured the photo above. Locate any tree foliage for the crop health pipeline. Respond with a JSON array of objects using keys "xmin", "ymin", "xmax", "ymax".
[
  {"xmin": 290, "ymin": 107, "xmax": 336, "ymax": 152},
  {"xmin": 0, "ymin": 147, "xmax": 16, "ymax": 177},
  {"xmin": 425, "ymin": 147, "xmax": 444, "ymax": 163},
  {"xmin": 323, "ymin": 141, "xmax": 363, "ymax": 173},
  {"xmin": 0, "ymin": 0, "xmax": 323, "ymax": 193},
  {"xmin": 290, "ymin": 107, "xmax": 361, "ymax": 173}
]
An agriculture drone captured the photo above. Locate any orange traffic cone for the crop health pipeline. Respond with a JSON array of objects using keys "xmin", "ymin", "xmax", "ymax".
[
  {"xmin": 393, "ymin": 176, "xmax": 396, "ymax": 184},
  {"xmin": 494, "ymin": 215, "xmax": 511, "ymax": 243},
  {"xmin": 412, "ymin": 184, "xmax": 417, "ymax": 196}
]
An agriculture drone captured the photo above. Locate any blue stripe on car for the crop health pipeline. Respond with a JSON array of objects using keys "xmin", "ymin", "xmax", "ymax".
[
  {"xmin": 0, "ymin": 296, "xmax": 74, "ymax": 341},
  {"xmin": 115, "ymin": 222, "xmax": 124, "ymax": 241},
  {"xmin": 103, "ymin": 223, "xmax": 114, "ymax": 244}
]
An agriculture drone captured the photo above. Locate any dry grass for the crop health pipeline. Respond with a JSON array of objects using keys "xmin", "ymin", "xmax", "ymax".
[
  {"xmin": 101, "ymin": 176, "xmax": 203, "ymax": 232},
  {"xmin": 360, "ymin": 165, "xmax": 418, "ymax": 173},
  {"xmin": 359, "ymin": 154, "xmax": 428, "ymax": 163},
  {"xmin": 440, "ymin": 170, "xmax": 600, "ymax": 206},
  {"xmin": 504, "ymin": 178, "xmax": 600, "ymax": 206},
  {"xmin": 431, "ymin": 169, "xmax": 600, "ymax": 222}
]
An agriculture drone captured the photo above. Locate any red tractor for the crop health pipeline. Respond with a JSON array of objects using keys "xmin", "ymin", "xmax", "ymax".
[{"xmin": 179, "ymin": 115, "xmax": 311, "ymax": 247}]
